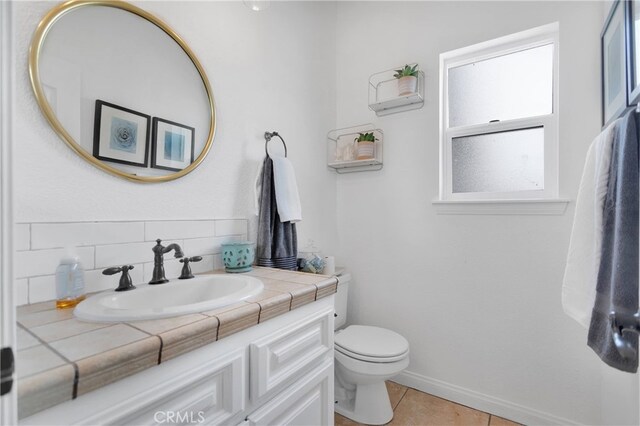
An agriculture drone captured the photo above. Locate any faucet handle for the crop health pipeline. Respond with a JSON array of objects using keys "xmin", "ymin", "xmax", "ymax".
[
  {"xmin": 178, "ymin": 256, "xmax": 202, "ymax": 280},
  {"xmin": 103, "ymin": 265, "xmax": 135, "ymax": 292}
]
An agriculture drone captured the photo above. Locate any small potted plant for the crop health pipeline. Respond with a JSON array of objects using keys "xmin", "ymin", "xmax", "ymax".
[
  {"xmin": 394, "ymin": 64, "xmax": 419, "ymax": 96},
  {"xmin": 354, "ymin": 132, "xmax": 377, "ymax": 160}
]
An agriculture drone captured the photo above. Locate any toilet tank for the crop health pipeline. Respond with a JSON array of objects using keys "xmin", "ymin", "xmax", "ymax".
[{"xmin": 334, "ymin": 272, "xmax": 350, "ymax": 330}]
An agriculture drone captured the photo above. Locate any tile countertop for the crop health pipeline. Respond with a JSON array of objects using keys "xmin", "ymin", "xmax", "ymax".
[{"xmin": 15, "ymin": 267, "xmax": 338, "ymax": 419}]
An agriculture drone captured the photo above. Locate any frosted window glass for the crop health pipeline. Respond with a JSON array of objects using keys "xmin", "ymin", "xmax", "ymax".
[
  {"xmin": 448, "ymin": 44, "xmax": 553, "ymax": 127},
  {"xmin": 452, "ymin": 127, "xmax": 544, "ymax": 193}
]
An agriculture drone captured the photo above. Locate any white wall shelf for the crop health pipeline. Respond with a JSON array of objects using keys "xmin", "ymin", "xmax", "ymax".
[
  {"xmin": 368, "ymin": 64, "xmax": 425, "ymax": 116},
  {"xmin": 327, "ymin": 124, "xmax": 383, "ymax": 173}
]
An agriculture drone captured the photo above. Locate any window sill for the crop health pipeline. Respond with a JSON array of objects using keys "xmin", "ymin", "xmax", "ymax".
[{"xmin": 432, "ymin": 199, "xmax": 570, "ymax": 215}]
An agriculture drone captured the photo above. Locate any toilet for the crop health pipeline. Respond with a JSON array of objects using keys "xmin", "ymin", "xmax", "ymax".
[{"xmin": 333, "ymin": 272, "xmax": 410, "ymax": 425}]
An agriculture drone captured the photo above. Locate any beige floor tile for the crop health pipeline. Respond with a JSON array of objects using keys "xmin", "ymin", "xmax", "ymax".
[
  {"xmin": 335, "ymin": 413, "xmax": 363, "ymax": 426},
  {"xmin": 386, "ymin": 380, "xmax": 409, "ymax": 410},
  {"xmin": 489, "ymin": 415, "xmax": 521, "ymax": 426},
  {"xmin": 390, "ymin": 389, "xmax": 490, "ymax": 426}
]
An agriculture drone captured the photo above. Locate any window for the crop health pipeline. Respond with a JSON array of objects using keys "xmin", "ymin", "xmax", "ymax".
[{"xmin": 439, "ymin": 23, "xmax": 559, "ymax": 202}]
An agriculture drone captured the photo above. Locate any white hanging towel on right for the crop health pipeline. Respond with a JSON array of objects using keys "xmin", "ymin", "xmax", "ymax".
[
  {"xmin": 562, "ymin": 118, "xmax": 619, "ymax": 329},
  {"xmin": 271, "ymin": 156, "xmax": 302, "ymax": 223}
]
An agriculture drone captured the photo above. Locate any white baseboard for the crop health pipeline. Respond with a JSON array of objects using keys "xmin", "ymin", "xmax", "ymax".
[{"xmin": 393, "ymin": 370, "xmax": 581, "ymax": 426}]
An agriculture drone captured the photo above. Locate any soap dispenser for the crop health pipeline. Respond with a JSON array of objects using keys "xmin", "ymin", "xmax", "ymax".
[{"xmin": 55, "ymin": 252, "xmax": 86, "ymax": 309}]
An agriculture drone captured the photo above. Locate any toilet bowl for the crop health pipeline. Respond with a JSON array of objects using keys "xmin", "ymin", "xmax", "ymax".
[{"xmin": 333, "ymin": 273, "xmax": 410, "ymax": 425}]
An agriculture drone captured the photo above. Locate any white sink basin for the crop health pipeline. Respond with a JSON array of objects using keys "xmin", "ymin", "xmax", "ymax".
[{"xmin": 74, "ymin": 274, "xmax": 264, "ymax": 322}]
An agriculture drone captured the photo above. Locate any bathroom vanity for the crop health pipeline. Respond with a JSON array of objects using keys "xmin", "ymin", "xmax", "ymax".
[{"xmin": 17, "ymin": 268, "xmax": 337, "ymax": 425}]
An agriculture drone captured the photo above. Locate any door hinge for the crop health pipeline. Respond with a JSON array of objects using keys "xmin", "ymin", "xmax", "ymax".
[{"xmin": 1, "ymin": 347, "xmax": 14, "ymax": 396}]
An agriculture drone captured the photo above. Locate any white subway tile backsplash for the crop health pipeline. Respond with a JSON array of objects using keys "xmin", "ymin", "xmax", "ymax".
[
  {"xmin": 84, "ymin": 266, "xmax": 145, "ymax": 293},
  {"xmin": 182, "ymin": 235, "xmax": 246, "ymax": 257},
  {"xmin": 191, "ymin": 255, "xmax": 215, "ymax": 274},
  {"xmin": 215, "ymin": 220, "xmax": 248, "ymax": 237},
  {"xmin": 95, "ymin": 240, "xmax": 182, "ymax": 268},
  {"xmin": 183, "ymin": 237, "xmax": 217, "ymax": 256},
  {"xmin": 16, "ymin": 279, "xmax": 29, "ymax": 306},
  {"xmin": 145, "ymin": 220, "xmax": 215, "ymax": 241},
  {"xmin": 213, "ymin": 256, "xmax": 225, "ymax": 270},
  {"xmin": 15, "ymin": 218, "xmax": 250, "ymax": 306},
  {"xmin": 15, "ymin": 247, "xmax": 95, "ymax": 278},
  {"xmin": 29, "ymin": 276, "xmax": 57, "ymax": 304},
  {"xmin": 15, "ymin": 224, "xmax": 30, "ymax": 251},
  {"xmin": 31, "ymin": 222, "xmax": 145, "ymax": 249}
]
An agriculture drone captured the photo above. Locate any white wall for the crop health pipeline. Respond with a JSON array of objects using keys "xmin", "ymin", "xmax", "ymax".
[
  {"xmin": 13, "ymin": 0, "xmax": 338, "ymax": 253},
  {"xmin": 335, "ymin": 1, "xmax": 638, "ymax": 425}
]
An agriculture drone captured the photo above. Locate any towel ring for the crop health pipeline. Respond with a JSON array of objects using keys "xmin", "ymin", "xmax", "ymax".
[{"xmin": 264, "ymin": 131, "xmax": 287, "ymax": 157}]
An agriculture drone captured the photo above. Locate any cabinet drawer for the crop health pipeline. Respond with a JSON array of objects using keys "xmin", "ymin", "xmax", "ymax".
[
  {"xmin": 250, "ymin": 306, "xmax": 333, "ymax": 401},
  {"xmin": 245, "ymin": 358, "xmax": 333, "ymax": 426},
  {"xmin": 114, "ymin": 349, "xmax": 245, "ymax": 426}
]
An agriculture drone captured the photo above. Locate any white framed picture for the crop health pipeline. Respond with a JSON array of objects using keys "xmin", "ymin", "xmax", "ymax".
[{"xmin": 151, "ymin": 117, "xmax": 195, "ymax": 172}]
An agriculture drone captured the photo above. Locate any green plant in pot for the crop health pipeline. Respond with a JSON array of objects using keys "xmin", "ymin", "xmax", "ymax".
[
  {"xmin": 354, "ymin": 132, "xmax": 377, "ymax": 160},
  {"xmin": 394, "ymin": 64, "xmax": 419, "ymax": 96}
]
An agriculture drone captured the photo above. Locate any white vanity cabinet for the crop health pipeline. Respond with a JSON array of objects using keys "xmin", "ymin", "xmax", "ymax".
[
  {"xmin": 20, "ymin": 297, "xmax": 335, "ymax": 426},
  {"xmin": 244, "ymin": 359, "xmax": 333, "ymax": 426}
]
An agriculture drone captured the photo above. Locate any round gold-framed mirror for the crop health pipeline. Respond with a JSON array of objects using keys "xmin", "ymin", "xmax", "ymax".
[{"xmin": 29, "ymin": 0, "xmax": 216, "ymax": 183}]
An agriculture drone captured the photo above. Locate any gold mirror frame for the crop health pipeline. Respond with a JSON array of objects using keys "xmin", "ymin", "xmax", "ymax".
[{"xmin": 28, "ymin": 0, "xmax": 216, "ymax": 183}]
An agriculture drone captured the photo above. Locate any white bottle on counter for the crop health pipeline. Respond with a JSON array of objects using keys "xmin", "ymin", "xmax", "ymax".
[{"xmin": 55, "ymin": 254, "xmax": 86, "ymax": 309}]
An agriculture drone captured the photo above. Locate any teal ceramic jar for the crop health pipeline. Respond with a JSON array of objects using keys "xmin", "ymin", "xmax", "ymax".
[{"xmin": 221, "ymin": 241, "xmax": 255, "ymax": 273}]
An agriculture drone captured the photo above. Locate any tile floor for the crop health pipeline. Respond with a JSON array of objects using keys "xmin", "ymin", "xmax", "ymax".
[{"xmin": 335, "ymin": 381, "xmax": 521, "ymax": 426}]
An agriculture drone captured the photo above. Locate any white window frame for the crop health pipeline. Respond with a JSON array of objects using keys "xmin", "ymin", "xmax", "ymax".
[{"xmin": 439, "ymin": 22, "xmax": 560, "ymax": 202}]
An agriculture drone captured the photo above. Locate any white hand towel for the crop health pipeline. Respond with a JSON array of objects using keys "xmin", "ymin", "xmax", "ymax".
[
  {"xmin": 271, "ymin": 156, "xmax": 302, "ymax": 223},
  {"xmin": 254, "ymin": 161, "xmax": 264, "ymax": 216},
  {"xmin": 562, "ymin": 119, "xmax": 618, "ymax": 328}
]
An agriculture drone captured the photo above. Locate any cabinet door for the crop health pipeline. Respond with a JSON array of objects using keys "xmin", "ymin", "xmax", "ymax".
[
  {"xmin": 246, "ymin": 358, "xmax": 333, "ymax": 426},
  {"xmin": 250, "ymin": 305, "xmax": 333, "ymax": 402},
  {"xmin": 114, "ymin": 349, "xmax": 245, "ymax": 426}
]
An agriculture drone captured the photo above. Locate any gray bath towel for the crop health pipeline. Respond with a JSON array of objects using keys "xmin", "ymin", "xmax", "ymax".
[
  {"xmin": 587, "ymin": 110, "xmax": 639, "ymax": 373},
  {"xmin": 257, "ymin": 157, "xmax": 298, "ymax": 270}
]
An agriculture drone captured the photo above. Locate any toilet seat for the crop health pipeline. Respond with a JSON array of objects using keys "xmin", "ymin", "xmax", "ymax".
[{"xmin": 335, "ymin": 325, "xmax": 409, "ymax": 363}]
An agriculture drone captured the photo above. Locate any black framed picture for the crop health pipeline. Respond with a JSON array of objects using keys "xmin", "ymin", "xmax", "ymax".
[
  {"xmin": 93, "ymin": 100, "xmax": 151, "ymax": 167},
  {"xmin": 602, "ymin": 0, "xmax": 628, "ymax": 126},
  {"xmin": 627, "ymin": 0, "xmax": 640, "ymax": 105},
  {"xmin": 151, "ymin": 117, "xmax": 195, "ymax": 172}
]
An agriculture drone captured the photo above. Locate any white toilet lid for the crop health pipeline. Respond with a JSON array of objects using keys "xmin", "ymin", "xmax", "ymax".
[{"xmin": 335, "ymin": 325, "xmax": 409, "ymax": 361}]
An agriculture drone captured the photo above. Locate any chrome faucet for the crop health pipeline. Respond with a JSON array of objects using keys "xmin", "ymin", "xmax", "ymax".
[{"xmin": 149, "ymin": 239, "xmax": 184, "ymax": 284}]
